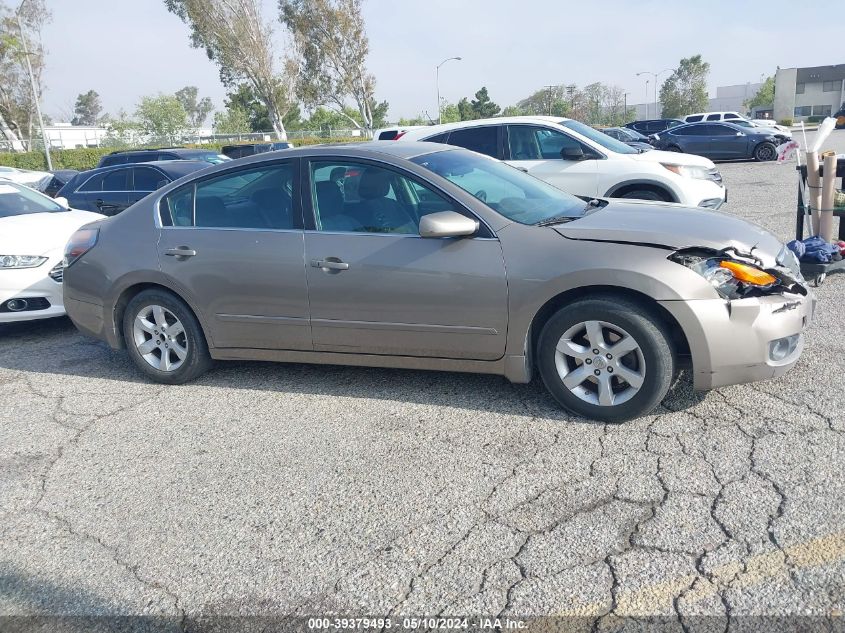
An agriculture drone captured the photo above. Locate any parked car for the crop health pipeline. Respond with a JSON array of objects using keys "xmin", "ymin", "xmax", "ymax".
[
  {"xmin": 0, "ymin": 166, "xmax": 52, "ymax": 192},
  {"xmin": 599, "ymin": 127, "xmax": 653, "ymax": 151},
  {"xmin": 221, "ymin": 142, "xmax": 294, "ymax": 160},
  {"xmin": 625, "ymin": 119, "xmax": 685, "ymax": 135},
  {"xmin": 726, "ymin": 118, "xmax": 792, "ymax": 139},
  {"xmin": 651, "ymin": 122, "xmax": 783, "ymax": 161},
  {"xmin": 835, "ymin": 104, "xmax": 845, "ymax": 129},
  {"xmin": 56, "ymin": 160, "xmax": 210, "ymax": 216},
  {"xmin": 44, "ymin": 169, "xmax": 80, "ymax": 197},
  {"xmin": 62, "ymin": 142, "xmax": 811, "ymax": 422},
  {"xmin": 683, "ymin": 111, "xmax": 782, "ymax": 131},
  {"xmin": 397, "ymin": 116, "xmax": 725, "ymax": 208},
  {"xmin": 0, "ymin": 180, "xmax": 103, "ymax": 323},
  {"xmin": 97, "ymin": 148, "xmax": 230, "ymax": 168}
]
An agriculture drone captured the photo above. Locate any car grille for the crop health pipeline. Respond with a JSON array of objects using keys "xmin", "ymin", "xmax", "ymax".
[{"xmin": 49, "ymin": 262, "xmax": 64, "ymax": 283}]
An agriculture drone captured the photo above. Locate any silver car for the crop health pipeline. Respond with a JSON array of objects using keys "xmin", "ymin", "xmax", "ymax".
[{"xmin": 63, "ymin": 142, "xmax": 814, "ymax": 422}]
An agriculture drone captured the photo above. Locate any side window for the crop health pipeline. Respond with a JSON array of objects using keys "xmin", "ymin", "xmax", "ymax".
[
  {"xmin": 708, "ymin": 124, "xmax": 734, "ymax": 136},
  {"xmin": 161, "ymin": 163, "xmax": 295, "ymax": 229},
  {"xmin": 724, "ymin": 113, "xmax": 740, "ymax": 120},
  {"xmin": 378, "ymin": 130, "xmax": 399, "ymax": 140},
  {"xmin": 157, "ymin": 153, "xmax": 178, "ymax": 161},
  {"xmin": 99, "ymin": 155, "xmax": 122, "ymax": 167},
  {"xmin": 446, "ymin": 126, "xmax": 499, "ymax": 158},
  {"xmin": 686, "ymin": 115, "xmax": 704, "ymax": 123},
  {"xmin": 706, "ymin": 114, "xmax": 721, "ymax": 121},
  {"xmin": 509, "ymin": 125, "xmax": 589, "ymax": 160},
  {"xmin": 677, "ymin": 125, "xmax": 704, "ymax": 136},
  {"xmin": 309, "ymin": 160, "xmax": 454, "ymax": 235},
  {"xmin": 79, "ymin": 173, "xmax": 105, "ymax": 192},
  {"xmin": 101, "ymin": 168, "xmax": 130, "ymax": 191},
  {"xmin": 424, "ymin": 132, "xmax": 449, "ymax": 144},
  {"xmin": 133, "ymin": 167, "xmax": 167, "ymax": 192}
]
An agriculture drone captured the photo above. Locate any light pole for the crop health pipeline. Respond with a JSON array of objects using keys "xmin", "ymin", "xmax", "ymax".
[
  {"xmin": 436, "ymin": 56, "xmax": 461, "ymax": 125},
  {"xmin": 637, "ymin": 69, "xmax": 673, "ymax": 120},
  {"xmin": 644, "ymin": 80, "xmax": 649, "ymax": 118},
  {"xmin": 16, "ymin": 0, "xmax": 51, "ymax": 169}
]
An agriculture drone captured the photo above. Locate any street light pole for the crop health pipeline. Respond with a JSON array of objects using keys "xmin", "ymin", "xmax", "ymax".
[
  {"xmin": 16, "ymin": 0, "xmax": 51, "ymax": 170},
  {"xmin": 637, "ymin": 69, "xmax": 673, "ymax": 120},
  {"xmin": 436, "ymin": 56, "xmax": 461, "ymax": 125}
]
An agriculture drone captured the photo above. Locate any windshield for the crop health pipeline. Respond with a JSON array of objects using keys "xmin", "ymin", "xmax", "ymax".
[
  {"xmin": 558, "ymin": 119, "xmax": 638, "ymax": 154},
  {"xmin": 411, "ymin": 149, "xmax": 587, "ymax": 225},
  {"xmin": 0, "ymin": 181, "xmax": 64, "ymax": 218}
]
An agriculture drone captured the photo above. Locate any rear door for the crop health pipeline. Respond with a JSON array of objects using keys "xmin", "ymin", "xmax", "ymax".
[
  {"xmin": 707, "ymin": 124, "xmax": 744, "ymax": 159},
  {"xmin": 505, "ymin": 124, "xmax": 599, "ymax": 197},
  {"xmin": 129, "ymin": 165, "xmax": 170, "ymax": 206},
  {"xmin": 157, "ymin": 159, "xmax": 310, "ymax": 351},
  {"xmin": 74, "ymin": 168, "xmax": 131, "ymax": 215}
]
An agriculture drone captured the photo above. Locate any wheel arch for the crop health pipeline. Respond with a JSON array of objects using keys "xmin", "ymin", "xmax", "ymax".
[
  {"xmin": 527, "ymin": 285, "xmax": 691, "ymax": 368},
  {"xmin": 604, "ymin": 180, "xmax": 678, "ymax": 202}
]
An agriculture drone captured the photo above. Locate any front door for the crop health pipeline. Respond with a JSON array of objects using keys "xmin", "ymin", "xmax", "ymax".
[
  {"xmin": 302, "ymin": 159, "xmax": 508, "ymax": 361},
  {"xmin": 505, "ymin": 125, "xmax": 599, "ymax": 197},
  {"xmin": 157, "ymin": 160, "xmax": 311, "ymax": 351}
]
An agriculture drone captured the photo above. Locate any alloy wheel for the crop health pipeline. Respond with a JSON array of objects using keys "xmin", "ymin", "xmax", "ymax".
[
  {"xmin": 554, "ymin": 320, "xmax": 646, "ymax": 407},
  {"xmin": 132, "ymin": 305, "xmax": 188, "ymax": 372}
]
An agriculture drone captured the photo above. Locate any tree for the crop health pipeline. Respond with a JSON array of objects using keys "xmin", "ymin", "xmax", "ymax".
[
  {"xmin": 659, "ymin": 55, "xmax": 710, "ymax": 118},
  {"xmin": 0, "ymin": 0, "xmax": 50, "ymax": 149},
  {"xmin": 280, "ymin": 0, "xmax": 379, "ymax": 134},
  {"xmin": 165, "ymin": 0, "xmax": 299, "ymax": 138},
  {"xmin": 175, "ymin": 85, "xmax": 214, "ymax": 128},
  {"xmin": 516, "ymin": 86, "xmax": 571, "ymax": 117},
  {"xmin": 101, "ymin": 110, "xmax": 139, "ymax": 147},
  {"xmin": 440, "ymin": 101, "xmax": 460, "ymax": 124},
  {"xmin": 212, "ymin": 106, "xmax": 250, "ymax": 134},
  {"xmin": 745, "ymin": 76, "xmax": 774, "ymax": 111},
  {"xmin": 470, "ymin": 86, "xmax": 500, "ymax": 119},
  {"xmin": 457, "ymin": 97, "xmax": 472, "ymax": 121},
  {"xmin": 71, "ymin": 90, "xmax": 102, "ymax": 126},
  {"xmin": 135, "ymin": 94, "xmax": 190, "ymax": 144}
]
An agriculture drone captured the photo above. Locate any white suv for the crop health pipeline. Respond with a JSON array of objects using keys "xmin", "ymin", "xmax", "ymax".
[
  {"xmin": 683, "ymin": 111, "xmax": 787, "ymax": 132},
  {"xmin": 397, "ymin": 116, "xmax": 726, "ymax": 208}
]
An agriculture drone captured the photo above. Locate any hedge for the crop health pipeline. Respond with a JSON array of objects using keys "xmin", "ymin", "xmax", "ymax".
[{"xmin": 0, "ymin": 137, "xmax": 366, "ymax": 172}]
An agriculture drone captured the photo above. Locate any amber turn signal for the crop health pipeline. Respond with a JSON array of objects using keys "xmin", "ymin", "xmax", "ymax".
[{"xmin": 719, "ymin": 260, "xmax": 776, "ymax": 286}]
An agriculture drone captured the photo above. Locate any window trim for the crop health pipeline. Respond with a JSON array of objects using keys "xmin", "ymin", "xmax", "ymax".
[
  {"xmin": 302, "ymin": 156, "xmax": 495, "ymax": 239},
  {"xmin": 130, "ymin": 165, "xmax": 169, "ymax": 193},
  {"xmin": 77, "ymin": 167, "xmax": 133, "ymax": 193},
  {"xmin": 157, "ymin": 157, "xmax": 303, "ymax": 231}
]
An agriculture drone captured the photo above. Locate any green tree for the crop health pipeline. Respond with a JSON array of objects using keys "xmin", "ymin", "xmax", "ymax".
[
  {"xmin": 745, "ymin": 76, "xmax": 774, "ymax": 111},
  {"xmin": 659, "ymin": 55, "xmax": 710, "ymax": 118},
  {"xmin": 440, "ymin": 101, "xmax": 460, "ymax": 123},
  {"xmin": 516, "ymin": 86, "xmax": 571, "ymax": 117},
  {"xmin": 457, "ymin": 97, "xmax": 472, "ymax": 121},
  {"xmin": 212, "ymin": 106, "xmax": 249, "ymax": 134},
  {"xmin": 165, "ymin": 0, "xmax": 298, "ymax": 138},
  {"xmin": 101, "ymin": 110, "xmax": 139, "ymax": 147},
  {"xmin": 280, "ymin": 0, "xmax": 379, "ymax": 133},
  {"xmin": 470, "ymin": 86, "xmax": 500, "ymax": 119},
  {"xmin": 225, "ymin": 84, "xmax": 272, "ymax": 132},
  {"xmin": 174, "ymin": 85, "xmax": 214, "ymax": 128},
  {"xmin": 135, "ymin": 94, "xmax": 190, "ymax": 144},
  {"xmin": 71, "ymin": 90, "xmax": 102, "ymax": 126}
]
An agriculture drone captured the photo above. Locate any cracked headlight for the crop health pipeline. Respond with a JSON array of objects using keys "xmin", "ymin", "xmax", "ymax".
[
  {"xmin": 670, "ymin": 253, "xmax": 778, "ymax": 299},
  {"xmin": 0, "ymin": 255, "xmax": 47, "ymax": 269}
]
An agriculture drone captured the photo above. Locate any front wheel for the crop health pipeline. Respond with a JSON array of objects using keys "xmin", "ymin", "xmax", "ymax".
[
  {"xmin": 619, "ymin": 189, "xmax": 668, "ymax": 202},
  {"xmin": 537, "ymin": 297, "xmax": 675, "ymax": 422},
  {"xmin": 754, "ymin": 142, "xmax": 777, "ymax": 162},
  {"xmin": 123, "ymin": 289, "xmax": 212, "ymax": 384},
  {"xmin": 666, "ymin": 145, "xmax": 683, "ymax": 153}
]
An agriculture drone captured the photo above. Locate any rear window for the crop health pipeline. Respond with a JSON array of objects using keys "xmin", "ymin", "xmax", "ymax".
[
  {"xmin": 686, "ymin": 115, "xmax": 704, "ymax": 123},
  {"xmin": 378, "ymin": 130, "xmax": 399, "ymax": 140},
  {"xmin": 445, "ymin": 126, "xmax": 499, "ymax": 158},
  {"xmin": 99, "ymin": 155, "xmax": 126, "ymax": 167}
]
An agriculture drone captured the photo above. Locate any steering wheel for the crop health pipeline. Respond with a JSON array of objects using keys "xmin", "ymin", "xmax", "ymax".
[{"xmin": 474, "ymin": 189, "xmax": 488, "ymax": 202}]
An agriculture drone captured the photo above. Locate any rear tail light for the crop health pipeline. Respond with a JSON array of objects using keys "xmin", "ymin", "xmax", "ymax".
[{"xmin": 64, "ymin": 228, "xmax": 99, "ymax": 267}]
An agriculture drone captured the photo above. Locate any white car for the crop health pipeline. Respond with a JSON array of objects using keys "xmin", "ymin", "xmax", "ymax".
[
  {"xmin": 683, "ymin": 111, "xmax": 789, "ymax": 134},
  {"xmin": 397, "ymin": 116, "xmax": 726, "ymax": 208},
  {"xmin": 0, "ymin": 166, "xmax": 53, "ymax": 192},
  {"xmin": 0, "ymin": 181, "xmax": 103, "ymax": 323}
]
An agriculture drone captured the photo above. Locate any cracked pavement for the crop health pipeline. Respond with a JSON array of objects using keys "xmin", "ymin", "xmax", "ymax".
[{"xmin": 1, "ymin": 131, "xmax": 845, "ymax": 631}]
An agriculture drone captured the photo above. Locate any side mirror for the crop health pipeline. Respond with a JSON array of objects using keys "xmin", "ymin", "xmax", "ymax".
[
  {"xmin": 419, "ymin": 211, "xmax": 479, "ymax": 238},
  {"xmin": 735, "ymin": 131, "xmax": 745, "ymax": 137},
  {"xmin": 560, "ymin": 146, "xmax": 586, "ymax": 161},
  {"xmin": 54, "ymin": 196, "xmax": 69, "ymax": 208}
]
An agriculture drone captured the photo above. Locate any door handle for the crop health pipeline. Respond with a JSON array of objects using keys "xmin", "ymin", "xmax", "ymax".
[
  {"xmin": 515, "ymin": 166, "xmax": 529, "ymax": 172},
  {"xmin": 95, "ymin": 199, "xmax": 117, "ymax": 211},
  {"xmin": 164, "ymin": 247, "xmax": 197, "ymax": 258},
  {"xmin": 311, "ymin": 258, "xmax": 349, "ymax": 271}
]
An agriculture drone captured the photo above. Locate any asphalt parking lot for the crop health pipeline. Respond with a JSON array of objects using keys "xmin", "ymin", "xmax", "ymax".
[{"xmin": 2, "ymin": 131, "xmax": 845, "ymax": 632}]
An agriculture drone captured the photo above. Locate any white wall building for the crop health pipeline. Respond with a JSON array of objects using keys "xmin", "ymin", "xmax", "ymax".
[{"xmin": 774, "ymin": 64, "xmax": 845, "ymax": 123}]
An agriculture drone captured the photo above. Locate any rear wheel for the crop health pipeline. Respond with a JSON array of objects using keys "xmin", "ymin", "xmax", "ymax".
[
  {"xmin": 537, "ymin": 297, "xmax": 675, "ymax": 422},
  {"xmin": 666, "ymin": 145, "xmax": 683, "ymax": 152},
  {"xmin": 123, "ymin": 289, "xmax": 212, "ymax": 384},
  {"xmin": 754, "ymin": 142, "xmax": 777, "ymax": 161}
]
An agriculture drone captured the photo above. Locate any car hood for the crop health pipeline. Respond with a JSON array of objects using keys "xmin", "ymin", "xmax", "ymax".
[
  {"xmin": 555, "ymin": 199, "xmax": 783, "ymax": 266},
  {"xmin": 0, "ymin": 209, "xmax": 104, "ymax": 255},
  {"xmin": 627, "ymin": 148, "xmax": 715, "ymax": 168}
]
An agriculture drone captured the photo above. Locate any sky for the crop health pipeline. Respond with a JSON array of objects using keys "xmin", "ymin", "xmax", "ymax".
[{"xmin": 40, "ymin": 0, "xmax": 841, "ymax": 124}]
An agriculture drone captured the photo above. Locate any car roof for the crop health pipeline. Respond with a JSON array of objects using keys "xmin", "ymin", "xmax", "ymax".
[
  {"xmin": 75, "ymin": 160, "xmax": 211, "ymax": 179},
  {"xmin": 397, "ymin": 116, "xmax": 575, "ymax": 138}
]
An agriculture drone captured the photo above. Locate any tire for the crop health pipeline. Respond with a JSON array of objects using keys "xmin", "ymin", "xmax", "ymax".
[
  {"xmin": 122, "ymin": 289, "xmax": 212, "ymax": 384},
  {"xmin": 618, "ymin": 188, "xmax": 669, "ymax": 202},
  {"xmin": 754, "ymin": 142, "xmax": 777, "ymax": 162},
  {"xmin": 666, "ymin": 145, "xmax": 683, "ymax": 152},
  {"xmin": 536, "ymin": 297, "xmax": 675, "ymax": 422}
]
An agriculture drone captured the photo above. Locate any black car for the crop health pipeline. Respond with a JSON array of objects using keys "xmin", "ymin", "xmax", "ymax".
[
  {"xmin": 56, "ymin": 160, "xmax": 210, "ymax": 216},
  {"xmin": 44, "ymin": 169, "xmax": 79, "ymax": 197},
  {"xmin": 221, "ymin": 142, "xmax": 294, "ymax": 159},
  {"xmin": 600, "ymin": 127, "xmax": 653, "ymax": 151},
  {"xmin": 651, "ymin": 122, "xmax": 782, "ymax": 161},
  {"xmin": 97, "ymin": 148, "xmax": 230, "ymax": 168},
  {"xmin": 625, "ymin": 119, "xmax": 685, "ymax": 135}
]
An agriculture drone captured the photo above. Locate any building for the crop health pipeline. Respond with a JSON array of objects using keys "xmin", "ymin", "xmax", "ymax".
[{"xmin": 774, "ymin": 64, "xmax": 845, "ymax": 123}]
